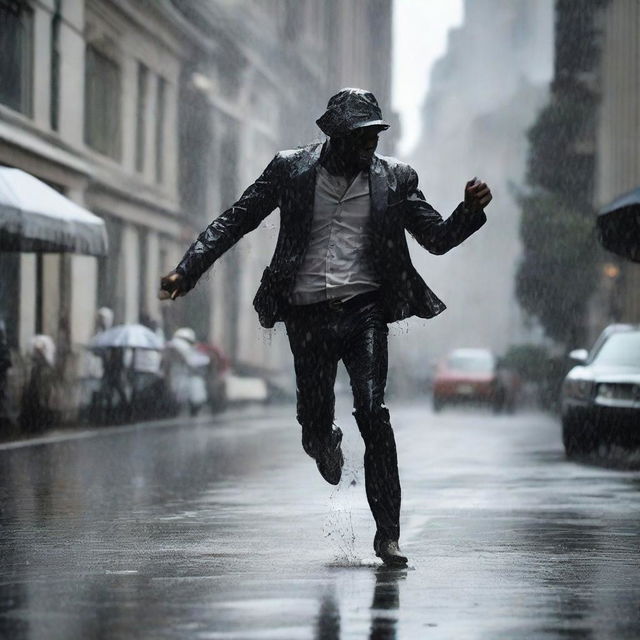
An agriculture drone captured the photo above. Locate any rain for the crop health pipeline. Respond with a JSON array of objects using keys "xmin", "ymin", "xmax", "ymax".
[{"xmin": 1, "ymin": 0, "xmax": 640, "ymax": 638}]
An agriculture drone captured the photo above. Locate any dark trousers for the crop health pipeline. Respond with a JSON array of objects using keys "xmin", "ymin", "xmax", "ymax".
[{"xmin": 285, "ymin": 293, "xmax": 401, "ymax": 544}]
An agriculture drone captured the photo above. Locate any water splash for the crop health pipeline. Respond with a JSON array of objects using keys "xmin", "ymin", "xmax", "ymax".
[{"xmin": 323, "ymin": 456, "xmax": 367, "ymax": 565}]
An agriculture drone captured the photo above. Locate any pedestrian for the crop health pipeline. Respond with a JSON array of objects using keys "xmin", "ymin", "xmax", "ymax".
[
  {"xmin": 160, "ymin": 88, "xmax": 492, "ymax": 566},
  {"xmin": 19, "ymin": 335, "xmax": 56, "ymax": 433},
  {"xmin": 85, "ymin": 307, "xmax": 116, "ymax": 423},
  {"xmin": 96, "ymin": 307, "xmax": 114, "ymax": 334},
  {"xmin": 164, "ymin": 328, "xmax": 209, "ymax": 417},
  {"xmin": 134, "ymin": 313, "xmax": 164, "ymax": 390},
  {"xmin": 102, "ymin": 347, "xmax": 129, "ymax": 423}
]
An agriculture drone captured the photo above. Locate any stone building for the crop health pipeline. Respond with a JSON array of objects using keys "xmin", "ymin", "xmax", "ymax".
[
  {"xmin": 0, "ymin": 0, "xmax": 184, "ymax": 351},
  {"xmin": 0, "ymin": 0, "xmax": 394, "ymax": 420},
  {"xmin": 591, "ymin": 0, "xmax": 640, "ymax": 330}
]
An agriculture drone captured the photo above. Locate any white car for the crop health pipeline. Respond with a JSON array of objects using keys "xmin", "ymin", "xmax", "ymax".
[{"xmin": 561, "ymin": 324, "xmax": 640, "ymax": 456}]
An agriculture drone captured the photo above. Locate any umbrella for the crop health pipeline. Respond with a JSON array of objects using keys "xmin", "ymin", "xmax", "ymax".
[
  {"xmin": 0, "ymin": 168, "xmax": 108, "ymax": 255},
  {"xmin": 89, "ymin": 324, "xmax": 164, "ymax": 351},
  {"xmin": 597, "ymin": 186, "xmax": 640, "ymax": 263}
]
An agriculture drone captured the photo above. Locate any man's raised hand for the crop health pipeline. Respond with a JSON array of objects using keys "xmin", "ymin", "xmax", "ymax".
[
  {"xmin": 464, "ymin": 177, "xmax": 492, "ymax": 212},
  {"xmin": 158, "ymin": 271, "xmax": 186, "ymax": 301}
]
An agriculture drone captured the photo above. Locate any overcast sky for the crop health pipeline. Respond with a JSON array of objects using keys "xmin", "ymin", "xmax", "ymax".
[{"xmin": 392, "ymin": 0, "xmax": 464, "ymax": 156}]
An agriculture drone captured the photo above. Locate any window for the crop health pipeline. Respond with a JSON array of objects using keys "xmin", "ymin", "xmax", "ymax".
[
  {"xmin": 0, "ymin": 253, "xmax": 19, "ymax": 348},
  {"xmin": 84, "ymin": 44, "xmax": 121, "ymax": 159},
  {"xmin": 34, "ymin": 253, "xmax": 44, "ymax": 334},
  {"xmin": 0, "ymin": 0, "xmax": 34, "ymax": 115},
  {"xmin": 135, "ymin": 62, "xmax": 148, "ymax": 172},
  {"xmin": 219, "ymin": 115, "xmax": 238, "ymax": 207},
  {"xmin": 137, "ymin": 228, "xmax": 147, "ymax": 316},
  {"xmin": 97, "ymin": 215, "xmax": 124, "ymax": 320},
  {"xmin": 281, "ymin": 0, "xmax": 302, "ymax": 42},
  {"xmin": 155, "ymin": 77, "xmax": 166, "ymax": 183},
  {"xmin": 218, "ymin": 116, "xmax": 240, "ymax": 359},
  {"xmin": 593, "ymin": 332, "xmax": 640, "ymax": 367},
  {"xmin": 50, "ymin": 0, "xmax": 61, "ymax": 130},
  {"xmin": 179, "ymin": 70, "xmax": 210, "ymax": 220}
]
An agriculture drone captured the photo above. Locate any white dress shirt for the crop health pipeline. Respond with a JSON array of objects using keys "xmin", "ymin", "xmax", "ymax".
[{"xmin": 290, "ymin": 165, "xmax": 380, "ymax": 305}]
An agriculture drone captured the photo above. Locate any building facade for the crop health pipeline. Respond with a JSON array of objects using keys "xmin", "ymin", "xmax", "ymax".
[
  {"xmin": 0, "ymin": 0, "xmax": 394, "ymax": 421},
  {"xmin": 592, "ymin": 0, "xmax": 640, "ymax": 330}
]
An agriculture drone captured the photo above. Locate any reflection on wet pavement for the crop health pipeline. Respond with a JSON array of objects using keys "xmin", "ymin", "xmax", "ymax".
[
  {"xmin": 369, "ymin": 567, "xmax": 404, "ymax": 640},
  {"xmin": 1, "ymin": 404, "xmax": 640, "ymax": 638}
]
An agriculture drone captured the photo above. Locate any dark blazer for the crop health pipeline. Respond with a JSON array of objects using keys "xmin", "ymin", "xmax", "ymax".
[{"xmin": 176, "ymin": 142, "xmax": 486, "ymax": 328}]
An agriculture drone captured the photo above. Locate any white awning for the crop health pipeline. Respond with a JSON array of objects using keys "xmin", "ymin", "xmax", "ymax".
[{"xmin": 0, "ymin": 168, "xmax": 107, "ymax": 256}]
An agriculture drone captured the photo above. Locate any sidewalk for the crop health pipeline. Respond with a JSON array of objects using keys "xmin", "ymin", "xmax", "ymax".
[{"xmin": 0, "ymin": 403, "xmax": 293, "ymax": 450}]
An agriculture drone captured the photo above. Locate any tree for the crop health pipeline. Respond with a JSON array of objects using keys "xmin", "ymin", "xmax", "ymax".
[
  {"xmin": 516, "ymin": 0, "xmax": 607, "ymax": 348},
  {"xmin": 516, "ymin": 190, "xmax": 598, "ymax": 346}
]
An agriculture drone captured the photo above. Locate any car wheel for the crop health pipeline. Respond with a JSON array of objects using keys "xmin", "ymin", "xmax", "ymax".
[
  {"xmin": 492, "ymin": 387, "xmax": 506, "ymax": 414},
  {"xmin": 562, "ymin": 413, "xmax": 596, "ymax": 457},
  {"xmin": 504, "ymin": 393, "xmax": 517, "ymax": 414}
]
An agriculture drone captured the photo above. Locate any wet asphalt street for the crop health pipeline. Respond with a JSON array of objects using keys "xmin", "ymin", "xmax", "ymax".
[{"xmin": 1, "ymin": 400, "xmax": 640, "ymax": 640}]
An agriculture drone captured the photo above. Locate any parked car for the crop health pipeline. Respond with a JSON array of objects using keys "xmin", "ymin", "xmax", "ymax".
[
  {"xmin": 561, "ymin": 324, "xmax": 640, "ymax": 456},
  {"xmin": 432, "ymin": 348, "xmax": 517, "ymax": 413}
]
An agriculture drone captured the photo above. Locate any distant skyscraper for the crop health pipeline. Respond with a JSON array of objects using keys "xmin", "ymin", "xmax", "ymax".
[{"xmin": 401, "ymin": 0, "xmax": 553, "ymax": 363}]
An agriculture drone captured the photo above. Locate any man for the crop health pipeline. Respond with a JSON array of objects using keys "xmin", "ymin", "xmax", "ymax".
[{"xmin": 160, "ymin": 88, "xmax": 492, "ymax": 566}]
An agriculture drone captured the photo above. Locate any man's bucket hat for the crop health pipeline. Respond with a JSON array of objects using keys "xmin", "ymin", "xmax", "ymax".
[{"xmin": 316, "ymin": 88, "xmax": 390, "ymax": 138}]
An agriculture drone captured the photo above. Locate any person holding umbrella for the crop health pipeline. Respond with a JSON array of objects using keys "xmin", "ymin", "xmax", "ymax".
[
  {"xmin": 20, "ymin": 335, "xmax": 56, "ymax": 433},
  {"xmin": 159, "ymin": 88, "xmax": 492, "ymax": 566},
  {"xmin": 89, "ymin": 323, "xmax": 164, "ymax": 423}
]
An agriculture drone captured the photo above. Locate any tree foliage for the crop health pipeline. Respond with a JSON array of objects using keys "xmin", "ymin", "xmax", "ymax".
[
  {"xmin": 501, "ymin": 343, "xmax": 550, "ymax": 384},
  {"xmin": 525, "ymin": 91, "xmax": 596, "ymax": 200},
  {"xmin": 516, "ymin": 1, "xmax": 605, "ymax": 348},
  {"xmin": 516, "ymin": 190, "xmax": 597, "ymax": 345}
]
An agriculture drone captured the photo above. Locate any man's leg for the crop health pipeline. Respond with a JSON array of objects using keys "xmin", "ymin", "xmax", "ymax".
[
  {"xmin": 341, "ymin": 303, "xmax": 403, "ymax": 562},
  {"xmin": 285, "ymin": 312, "xmax": 342, "ymax": 483}
]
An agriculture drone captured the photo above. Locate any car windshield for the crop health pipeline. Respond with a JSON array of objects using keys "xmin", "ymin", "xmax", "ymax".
[
  {"xmin": 592, "ymin": 331, "xmax": 640, "ymax": 367},
  {"xmin": 447, "ymin": 353, "xmax": 494, "ymax": 372}
]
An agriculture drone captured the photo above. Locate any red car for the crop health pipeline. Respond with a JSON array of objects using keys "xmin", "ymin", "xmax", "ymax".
[{"xmin": 432, "ymin": 348, "xmax": 516, "ymax": 413}]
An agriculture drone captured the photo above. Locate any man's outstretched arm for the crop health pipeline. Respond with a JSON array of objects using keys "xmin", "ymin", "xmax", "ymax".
[
  {"xmin": 403, "ymin": 168, "xmax": 491, "ymax": 255},
  {"xmin": 160, "ymin": 154, "xmax": 282, "ymax": 299}
]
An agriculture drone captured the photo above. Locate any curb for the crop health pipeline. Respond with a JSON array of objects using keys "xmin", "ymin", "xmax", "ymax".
[{"xmin": 0, "ymin": 403, "xmax": 293, "ymax": 451}]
